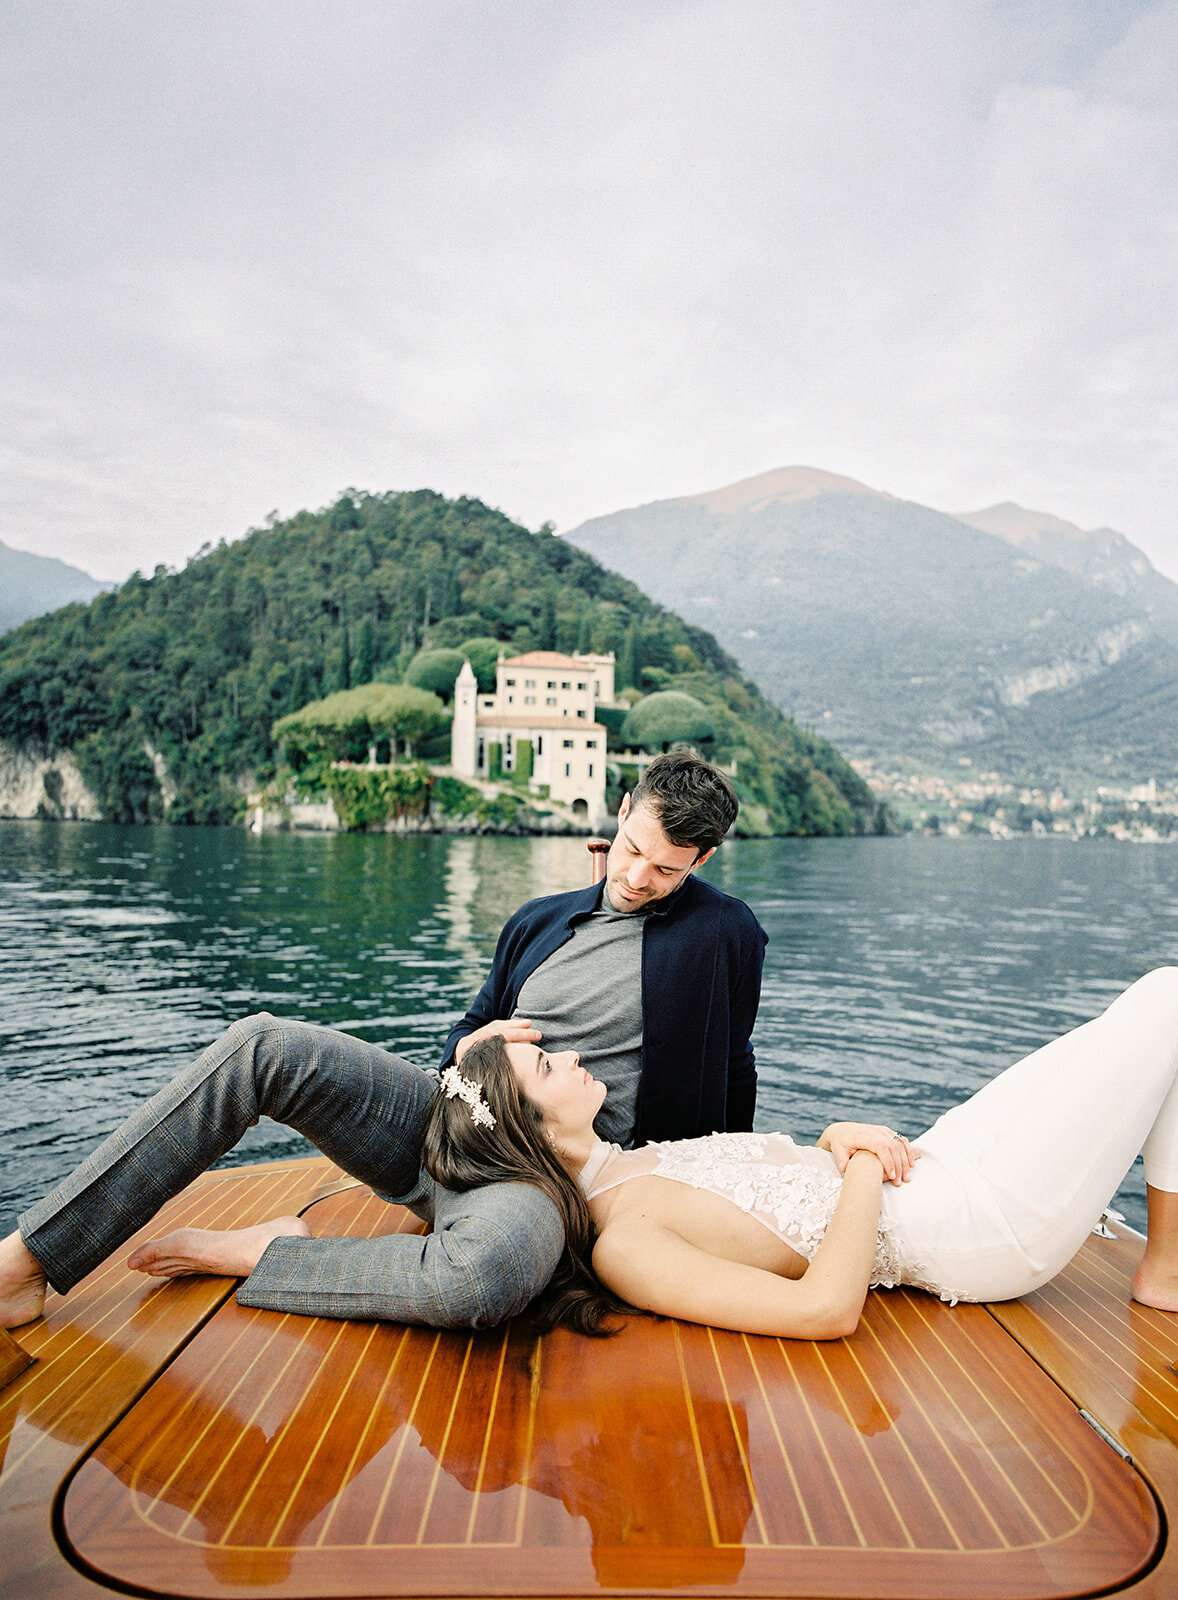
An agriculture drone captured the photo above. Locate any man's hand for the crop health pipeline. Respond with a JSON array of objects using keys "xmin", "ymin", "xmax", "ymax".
[
  {"xmin": 817, "ymin": 1123, "xmax": 919, "ymax": 1187},
  {"xmin": 454, "ymin": 1019, "xmax": 542, "ymax": 1064}
]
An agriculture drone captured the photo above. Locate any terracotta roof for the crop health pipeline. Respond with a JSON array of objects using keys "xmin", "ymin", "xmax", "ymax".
[
  {"xmin": 501, "ymin": 652, "xmax": 593, "ymax": 669},
  {"xmin": 476, "ymin": 713, "xmax": 606, "ymax": 732}
]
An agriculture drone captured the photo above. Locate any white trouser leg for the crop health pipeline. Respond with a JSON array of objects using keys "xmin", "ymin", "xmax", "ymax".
[{"xmin": 891, "ymin": 968, "xmax": 1178, "ymax": 1299}]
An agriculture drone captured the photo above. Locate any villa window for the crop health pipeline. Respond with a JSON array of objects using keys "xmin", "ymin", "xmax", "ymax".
[
  {"xmin": 588, "ymin": 764, "xmax": 594, "ymax": 778},
  {"xmin": 536, "ymin": 736, "xmax": 544, "ymax": 754},
  {"xmin": 576, "ymin": 709, "xmax": 587, "ymax": 719},
  {"xmin": 546, "ymin": 696, "xmax": 556, "ymax": 706},
  {"xmin": 524, "ymin": 678, "xmax": 535, "ymax": 688},
  {"xmin": 564, "ymin": 763, "xmax": 571, "ymax": 778},
  {"xmin": 524, "ymin": 695, "xmax": 535, "ymax": 705},
  {"xmin": 505, "ymin": 678, "xmax": 516, "ymax": 686},
  {"xmin": 547, "ymin": 680, "xmax": 557, "ymax": 689},
  {"xmin": 585, "ymin": 739, "xmax": 597, "ymax": 749},
  {"xmin": 562, "ymin": 739, "xmax": 575, "ymax": 749}
]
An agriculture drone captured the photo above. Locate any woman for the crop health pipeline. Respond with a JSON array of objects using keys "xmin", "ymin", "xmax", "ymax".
[{"xmin": 424, "ymin": 968, "xmax": 1178, "ymax": 1339}]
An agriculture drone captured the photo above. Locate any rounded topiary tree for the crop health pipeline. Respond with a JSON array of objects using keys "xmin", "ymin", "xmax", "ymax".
[
  {"xmin": 359, "ymin": 683, "xmax": 449, "ymax": 758},
  {"xmin": 404, "ymin": 648, "xmax": 467, "ymax": 703},
  {"xmin": 620, "ymin": 691, "xmax": 716, "ymax": 753},
  {"xmin": 457, "ymin": 636, "xmax": 504, "ymax": 693},
  {"xmin": 273, "ymin": 683, "xmax": 448, "ymax": 765}
]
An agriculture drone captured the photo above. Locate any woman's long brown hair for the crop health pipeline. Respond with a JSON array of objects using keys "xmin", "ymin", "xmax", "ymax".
[{"xmin": 421, "ymin": 1035, "xmax": 632, "ymax": 1336}]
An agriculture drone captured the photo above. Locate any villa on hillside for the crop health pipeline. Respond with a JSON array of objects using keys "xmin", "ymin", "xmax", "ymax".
[{"xmin": 450, "ymin": 650, "xmax": 619, "ymax": 827}]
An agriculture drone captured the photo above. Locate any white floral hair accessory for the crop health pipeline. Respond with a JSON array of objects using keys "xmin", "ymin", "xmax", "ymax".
[{"xmin": 441, "ymin": 1064, "xmax": 496, "ymax": 1129}]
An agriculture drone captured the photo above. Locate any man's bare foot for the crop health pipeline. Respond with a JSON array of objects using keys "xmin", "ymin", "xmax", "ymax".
[
  {"xmin": 127, "ymin": 1216, "xmax": 311, "ymax": 1281},
  {"xmin": 1131, "ymin": 1260, "xmax": 1178, "ymax": 1311},
  {"xmin": 0, "ymin": 1230, "xmax": 48, "ymax": 1328}
]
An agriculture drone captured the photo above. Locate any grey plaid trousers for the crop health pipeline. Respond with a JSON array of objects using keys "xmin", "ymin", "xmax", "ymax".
[{"xmin": 19, "ymin": 1013, "xmax": 563, "ymax": 1327}]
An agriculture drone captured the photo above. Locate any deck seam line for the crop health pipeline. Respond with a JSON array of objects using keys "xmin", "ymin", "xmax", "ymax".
[
  {"xmin": 220, "ymin": 1317, "xmax": 354, "ymax": 1545},
  {"xmin": 314, "ymin": 1324, "xmax": 412, "ymax": 1547},
  {"xmin": 360, "ymin": 1331, "xmax": 442, "ymax": 1547},
  {"xmin": 673, "ymin": 1322, "xmax": 722, "ymax": 1547},
  {"xmin": 264, "ymin": 1194, "xmax": 396, "ymax": 1547},
  {"xmin": 902, "ymin": 1296, "xmax": 1064, "ymax": 1536},
  {"xmin": 415, "ymin": 1335, "xmax": 476, "ymax": 1545},
  {"xmin": 740, "ymin": 1333, "xmax": 817, "ymax": 1546},
  {"xmin": 465, "ymin": 1329, "xmax": 512, "ymax": 1545},
  {"xmin": 706, "ymin": 1326, "xmax": 769, "ymax": 1546},
  {"xmin": 772, "ymin": 1336, "xmax": 867, "ymax": 1547},
  {"xmin": 864, "ymin": 1301, "xmax": 1012, "ymax": 1546},
  {"xmin": 182, "ymin": 1312, "xmax": 307, "ymax": 1541},
  {"xmin": 269, "ymin": 1318, "xmax": 383, "ymax": 1547},
  {"xmin": 131, "ymin": 1307, "xmax": 273, "ymax": 1530}
]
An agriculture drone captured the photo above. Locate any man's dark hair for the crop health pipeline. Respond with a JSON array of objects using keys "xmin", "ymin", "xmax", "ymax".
[{"xmin": 630, "ymin": 748, "xmax": 739, "ymax": 855}]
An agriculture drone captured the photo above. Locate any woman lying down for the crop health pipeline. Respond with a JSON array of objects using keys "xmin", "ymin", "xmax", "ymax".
[{"xmin": 423, "ymin": 968, "xmax": 1178, "ymax": 1338}]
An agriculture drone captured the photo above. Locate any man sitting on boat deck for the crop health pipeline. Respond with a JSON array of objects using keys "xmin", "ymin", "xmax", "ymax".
[{"xmin": 0, "ymin": 751, "xmax": 767, "ymax": 1333}]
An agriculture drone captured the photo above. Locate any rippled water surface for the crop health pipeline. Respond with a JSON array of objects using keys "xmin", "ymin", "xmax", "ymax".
[{"xmin": 5, "ymin": 820, "xmax": 1178, "ymax": 1235}]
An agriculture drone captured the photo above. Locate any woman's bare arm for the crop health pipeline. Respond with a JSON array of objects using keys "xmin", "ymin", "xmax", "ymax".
[
  {"xmin": 817, "ymin": 1123, "xmax": 918, "ymax": 1185},
  {"xmin": 592, "ymin": 1151, "xmax": 885, "ymax": 1340}
]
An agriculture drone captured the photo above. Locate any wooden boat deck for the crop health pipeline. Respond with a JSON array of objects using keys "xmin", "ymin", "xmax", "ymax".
[{"xmin": 1, "ymin": 1158, "xmax": 1174, "ymax": 1600}]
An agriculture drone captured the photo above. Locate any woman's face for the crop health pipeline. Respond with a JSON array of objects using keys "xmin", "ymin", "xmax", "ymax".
[{"xmin": 506, "ymin": 1042, "xmax": 606, "ymax": 1134}]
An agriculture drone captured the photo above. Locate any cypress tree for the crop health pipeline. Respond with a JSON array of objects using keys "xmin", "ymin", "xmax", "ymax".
[
  {"xmin": 353, "ymin": 617, "xmax": 375, "ymax": 684},
  {"xmin": 539, "ymin": 590, "xmax": 557, "ymax": 650},
  {"xmin": 334, "ymin": 628, "xmax": 350, "ymax": 691},
  {"xmin": 619, "ymin": 621, "xmax": 644, "ymax": 690}
]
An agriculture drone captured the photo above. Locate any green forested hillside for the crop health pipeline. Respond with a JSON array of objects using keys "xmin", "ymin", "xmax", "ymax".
[{"xmin": 0, "ymin": 489, "xmax": 881, "ymax": 833}]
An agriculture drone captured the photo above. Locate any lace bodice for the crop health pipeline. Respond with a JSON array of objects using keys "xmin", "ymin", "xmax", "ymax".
[{"xmin": 579, "ymin": 1131, "xmax": 951, "ymax": 1299}]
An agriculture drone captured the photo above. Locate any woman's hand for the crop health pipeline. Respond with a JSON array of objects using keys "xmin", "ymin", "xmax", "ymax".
[{"xmin": 817, "ymin": 1123, "xmax": 919, "ymax": 1187}]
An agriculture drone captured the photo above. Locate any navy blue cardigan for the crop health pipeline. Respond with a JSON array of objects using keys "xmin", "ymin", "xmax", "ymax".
[{"xmin": 440, "ymin": 875, "xmax": 767, "ymax": 1144}]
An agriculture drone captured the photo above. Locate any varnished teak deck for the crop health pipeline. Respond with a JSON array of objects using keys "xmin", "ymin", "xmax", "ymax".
[{"xmin": 0, "ymin": 1159, "xmax": 1171, "ymax": 1600}]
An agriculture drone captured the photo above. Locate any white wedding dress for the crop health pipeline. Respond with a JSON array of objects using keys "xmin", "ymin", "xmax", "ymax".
[{"xmin": 580, "ymin": 968, "xmax": 1178, "ymax": 1304}]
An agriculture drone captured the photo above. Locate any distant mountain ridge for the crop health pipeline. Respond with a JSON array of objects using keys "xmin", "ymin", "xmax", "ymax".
[
  {"xmin": 0, "ymin": 541, "xmax": 109, "ymax": 634},
  {"xmin": 566, "ymin": 468, "xmax": 1178, "ymax": 784}
]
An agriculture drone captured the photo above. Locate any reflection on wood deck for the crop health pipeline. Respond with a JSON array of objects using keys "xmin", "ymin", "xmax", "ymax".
[{"xmin": 1, "ymin": 1159, "xmax": 1173, "ymax": 1599}]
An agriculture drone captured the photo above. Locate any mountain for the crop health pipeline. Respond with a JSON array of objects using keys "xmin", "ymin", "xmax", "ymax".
[
  {"xmin": 566, "ymin": 468, "xmax": 1178, "ymax": 784},
  {"xmin": 0, "ymin": 541, "xmax": 109, "ymax": 634},
  {"xmin": 0, "ymin": 489, "xmax": 879, "ymax": 834},
  {"xmin": 954, "ymin": 502, "xmax": 1178, "ymax": 648}
]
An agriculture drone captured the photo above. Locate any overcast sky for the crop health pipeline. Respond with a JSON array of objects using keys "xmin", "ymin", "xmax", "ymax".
[{"xmin": 3, "ymin": 0, "xmax": 1177, "ymax": 582}]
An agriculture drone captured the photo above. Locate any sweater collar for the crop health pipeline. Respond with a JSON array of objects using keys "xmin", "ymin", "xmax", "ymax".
[{"xmin": 566, "ymin": 871, "xmax": 697, "ymax": 926}]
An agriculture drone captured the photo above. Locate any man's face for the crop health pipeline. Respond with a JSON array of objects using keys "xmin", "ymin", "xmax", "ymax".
[{"xmin": 604, "ymin": 795, "xmax": 714, "ymax": 913}]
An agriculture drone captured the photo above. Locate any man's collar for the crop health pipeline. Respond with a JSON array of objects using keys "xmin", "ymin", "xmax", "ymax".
[
  {"xmin": 566, "ymin": 879, "xmax": 607, "ymax": 925},
  {"xmin": 647, "ymin": 873, "xmax": 696, "ymax": 917},
  {"xmin": 566, "ymin": 873, "xmax": 695, "ymax": 925}
]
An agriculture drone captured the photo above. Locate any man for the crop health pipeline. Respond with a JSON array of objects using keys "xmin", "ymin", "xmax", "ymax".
[
  {"xmin": 0, "ymin": 752, "xmax": 765, "ymax": 1333},
  {"xmin": 443, "ymin": 750, "xmax": 765, "ymax": 1147}
]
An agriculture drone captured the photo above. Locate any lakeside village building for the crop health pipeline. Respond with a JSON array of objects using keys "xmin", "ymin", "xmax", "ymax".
[{"xmin": 450, "ymin": 650, "xmax": 618, "ymax": 828}]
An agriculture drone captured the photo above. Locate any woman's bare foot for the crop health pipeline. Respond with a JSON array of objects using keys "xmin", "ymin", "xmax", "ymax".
[
  {"xmin": 127, "ymin": 1216, "xmax": 311, "ymax": 1281},
  {"xmin": 1131, "ymin": 1261, "xmax": 1178, "ymax": 1311},
  {"xmin": 0, "ymin": 1230, "xmax": 48, "ymax": 1328}
]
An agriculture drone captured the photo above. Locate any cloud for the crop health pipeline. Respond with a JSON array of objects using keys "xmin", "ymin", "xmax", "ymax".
[{"xmin": 1, "ymin": 0, "xmax": 1176, "ymax": 580}]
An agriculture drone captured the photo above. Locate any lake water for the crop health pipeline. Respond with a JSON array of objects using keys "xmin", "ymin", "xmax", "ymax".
[{"xmin": 5, "ymin": 820, "xmax": 1178, "ymax": 1238}]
